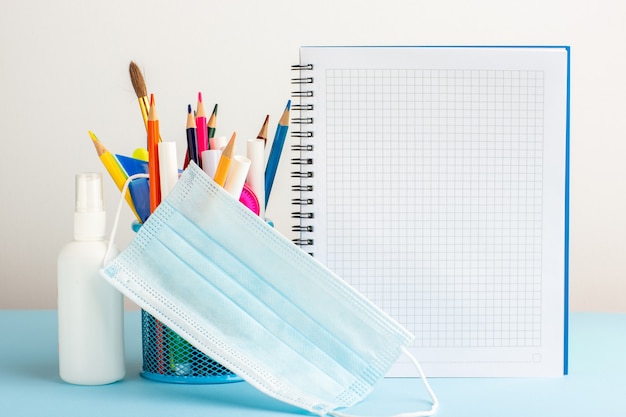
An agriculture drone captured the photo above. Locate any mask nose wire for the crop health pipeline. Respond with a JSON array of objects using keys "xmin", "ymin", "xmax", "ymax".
[{"xmin": 103, "ymin": 173, "xmax": 150, "ymax": 267}]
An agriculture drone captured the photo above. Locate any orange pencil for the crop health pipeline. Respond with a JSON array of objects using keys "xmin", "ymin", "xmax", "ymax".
[
  {"xmin": 213, "ymin": 131, "xmax": 236, "ymax": 187},
  {"xmin": 146, "ymin": 96, "xmax": 165, "ymax": 378},
  {"xmin": 147, "ymin": 94, "xmax": 161, "ymax": 212}
]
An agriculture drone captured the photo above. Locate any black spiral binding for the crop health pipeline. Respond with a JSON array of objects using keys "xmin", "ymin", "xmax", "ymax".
[{"xmin": 290, "ymin": 63, "xmax": 315, "ymax": 253}]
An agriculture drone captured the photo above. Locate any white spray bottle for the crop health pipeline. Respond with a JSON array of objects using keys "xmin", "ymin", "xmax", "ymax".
[{"xmin": 57, "ymin": 172, "xmax": 125, "ymax": 384}]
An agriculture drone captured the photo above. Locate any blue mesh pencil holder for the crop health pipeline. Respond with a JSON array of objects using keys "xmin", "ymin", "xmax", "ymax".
[
  {"xmin": 140, "ymin": 310, "xmax": 242, "ymax": 384},
  {"xmin": 131, "ymin": 221, "xmax": 241, "ymax": 384}
]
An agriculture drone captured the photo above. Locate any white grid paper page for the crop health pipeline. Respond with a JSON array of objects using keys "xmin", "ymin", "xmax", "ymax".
[{"xmin": 297, "ymin": 47, "xmax": 568, "ymax": 377}]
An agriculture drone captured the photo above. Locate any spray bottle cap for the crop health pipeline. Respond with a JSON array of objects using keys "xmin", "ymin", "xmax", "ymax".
[
  {"xmin": 76, "ymin": 173, "xmax": 104, "ymax": 212},
  {"xmin": 74, "ymin": 173, "xmax": 106, "ymax": 240}
]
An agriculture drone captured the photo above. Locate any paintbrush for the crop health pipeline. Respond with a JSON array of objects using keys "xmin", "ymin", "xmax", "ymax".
[
  {"xmin": 129, "ymin": 61, "xmax": 163, "ymax": 146},
  {"xmin": 129, "ymin": 61, "xmax": 150, "ymax": 132}
]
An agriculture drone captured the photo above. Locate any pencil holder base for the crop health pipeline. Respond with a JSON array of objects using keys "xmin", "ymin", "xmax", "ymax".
[{"xmin": 140, "ymin": 310, "xmax": 243, "ymax": 384}]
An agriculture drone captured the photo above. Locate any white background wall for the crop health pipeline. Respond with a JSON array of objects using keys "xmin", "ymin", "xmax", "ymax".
[{"xmin": 0, "ymin": 0, "xmax": 624, "ymax": 312}]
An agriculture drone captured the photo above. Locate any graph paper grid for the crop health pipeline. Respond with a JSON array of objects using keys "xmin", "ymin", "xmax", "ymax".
[{"xmin": 324, "ymin": 68, "xmax": 544, "ymax": 349}]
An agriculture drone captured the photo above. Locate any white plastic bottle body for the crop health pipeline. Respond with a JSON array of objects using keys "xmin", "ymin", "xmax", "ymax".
[{"xmin": 57, "ymin": 240, "xmax": 124, "ymax": 385}]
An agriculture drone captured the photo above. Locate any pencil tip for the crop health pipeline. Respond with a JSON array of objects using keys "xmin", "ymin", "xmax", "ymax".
[
  {"xmin": 88, "ymin": 131, "xmax": 106, "ymax": 155},
  {"xmin": 279, "ymin": 102, "xmax": 290, "ymax": 125},
  {"xmin": 150, "ymin": 93, "xmax": 155, "ymax": 106},
  {"xmin": 222, "ymin": 132, "xmax": 236, "ymax": 157},
  {"xmin": 198, "ymin": 91, "xmax": 203, "ymax": 103},
  {"xmin": 188, "ymin": 104, "xmax": 192, "ymax": 113}
]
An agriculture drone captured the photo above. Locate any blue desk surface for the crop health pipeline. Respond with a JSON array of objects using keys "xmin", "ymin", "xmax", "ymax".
[{"xmin": 0, "ymin": 311, "xmax": 624, "ymax": 416}]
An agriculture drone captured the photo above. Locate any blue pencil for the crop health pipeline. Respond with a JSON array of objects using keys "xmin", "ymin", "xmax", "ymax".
[{"xmin": 264, "ymin": 100, "xmax": 291, "ymax": 208}]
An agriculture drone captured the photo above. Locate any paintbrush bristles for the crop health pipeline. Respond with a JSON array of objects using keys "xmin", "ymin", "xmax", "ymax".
[{"xmin": 129, "ymin": 61, "xmax": 148, "ymax": 98}]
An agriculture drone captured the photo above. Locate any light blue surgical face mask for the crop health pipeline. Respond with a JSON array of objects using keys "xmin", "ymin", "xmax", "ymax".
[{"xmin": 101, "ymin": 163, "xmax": 438, "ymax": 417}]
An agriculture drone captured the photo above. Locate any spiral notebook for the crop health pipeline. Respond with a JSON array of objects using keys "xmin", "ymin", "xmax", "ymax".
[{"xmin": 290, "ymin": 46, "xmax": 570, "ymax": 377}]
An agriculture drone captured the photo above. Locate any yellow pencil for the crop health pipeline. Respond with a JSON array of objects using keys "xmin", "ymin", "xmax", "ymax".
[
  {"xmin": 213, "ymin": 131, "xmax": 236, "ymax": 187},
  {"xmin": 88, "ymin": 131, "xmax": 141, "ymax": 222}
]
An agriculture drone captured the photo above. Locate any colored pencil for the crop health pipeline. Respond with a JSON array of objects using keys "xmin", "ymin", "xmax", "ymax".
[
  {"xmin": 195, "ymin": 92, "xmax": 208, "ymax": 162},
  {"xmin": 185, "ymin": 104, "xmax": 198, "ymax": 166},
  {"xmin": 257, "ymin": 114, "xmax": 270, "ymax": 146},
  {"xmin": 88, "ymin": 131, "xmax": 141, "ymax": 222},
  {"xmin": 140, "ymin": 94, "xmax": 166, "ymax": 375},
  {"xmin": 213, "ymin": 132, "xmax": 236, "ymax": 187},
  {"xmin": 264, "ymin": 100, "xmax": 291, "ymax": 207},
  {"xmin": 147, "ymin": 94, "xmax": 161, "ymax": 213},
  {"xmin": 207, "ymin": 103, "xmax": 218, "ymax": 141}
]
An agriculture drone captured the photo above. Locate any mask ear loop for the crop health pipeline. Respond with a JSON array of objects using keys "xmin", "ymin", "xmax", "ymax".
[
  {"xmin": 103, "ymin": 173, "xmax": 150, "ymax": 267},
  {"xmin": 329, "ymin": 347, "xmax": 439, "ymax": 417}
]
